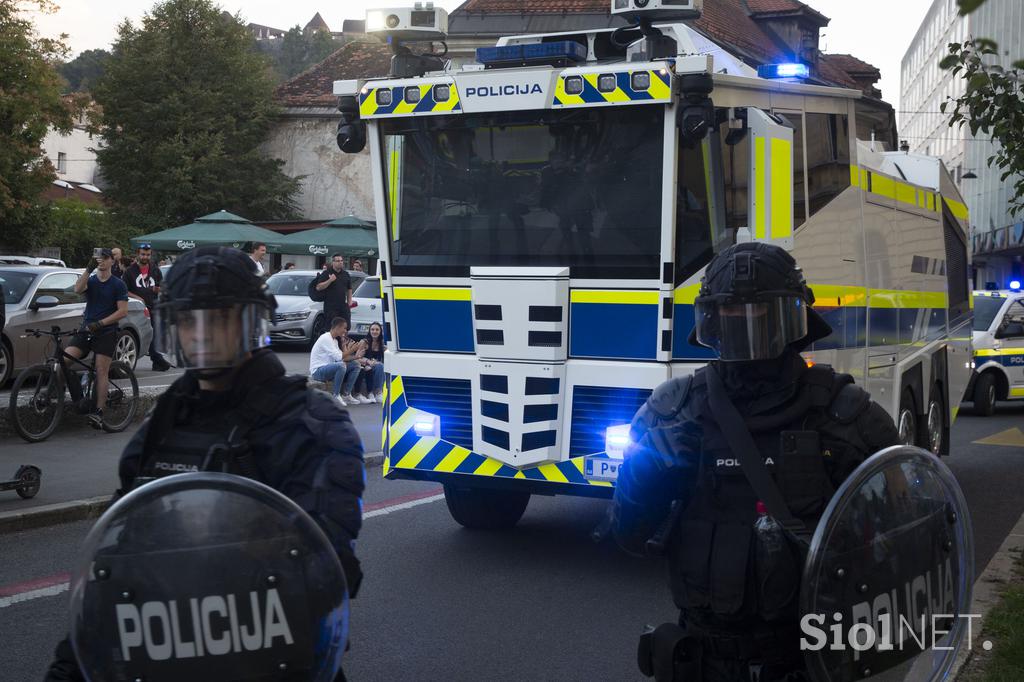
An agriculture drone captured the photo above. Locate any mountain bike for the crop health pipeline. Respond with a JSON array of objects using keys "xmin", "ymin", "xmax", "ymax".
[{"xmin": 8, "ymin": 326, "xmax": 139, "ymax": 443}]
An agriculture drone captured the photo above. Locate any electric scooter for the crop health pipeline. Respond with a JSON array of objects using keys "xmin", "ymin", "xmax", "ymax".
[{"xmin": 0, "ymin": 466, "xmax": 41, "ymax": 499}]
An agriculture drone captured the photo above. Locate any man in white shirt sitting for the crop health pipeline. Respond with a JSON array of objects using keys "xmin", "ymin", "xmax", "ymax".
[{"xmin": 309, "ymin": 317, "xmax": 369, "ymax": 405}]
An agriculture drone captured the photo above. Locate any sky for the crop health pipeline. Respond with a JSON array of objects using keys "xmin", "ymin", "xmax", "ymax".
[{"xmin": 30, "ymin": 0, "xmax": 935, "ymax": 123}]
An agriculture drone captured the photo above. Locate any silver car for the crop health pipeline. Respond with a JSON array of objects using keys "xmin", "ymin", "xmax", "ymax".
[
  {"xmin": 266, "ymin": 269, "xmax": 366, "ymax": 347},
  {"xmin": 0, "ymin": 266, "xmax": 154, "ymax": 386}
]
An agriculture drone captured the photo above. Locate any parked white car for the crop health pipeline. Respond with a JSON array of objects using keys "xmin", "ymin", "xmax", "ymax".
[{"xmin": 349, "ymin": 276, "xmax": 383, "ymax": 339}]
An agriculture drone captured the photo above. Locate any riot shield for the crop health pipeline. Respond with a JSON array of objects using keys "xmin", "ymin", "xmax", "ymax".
[
  {"xmin": 69, "ymin": 472, "xmax": 348, "ymax": 682},
  {"xmin": 800, "ymin": 445, "xmax": 974, "ymax": 682}
]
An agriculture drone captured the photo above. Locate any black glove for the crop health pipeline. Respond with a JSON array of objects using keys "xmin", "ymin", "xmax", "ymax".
[{"xmin": 86, "ymin": 321, "xmax": 103, "ymax": 334}]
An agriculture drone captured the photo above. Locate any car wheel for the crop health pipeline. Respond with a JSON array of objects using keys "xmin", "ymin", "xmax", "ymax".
[
  {"xmin": 897, "ymin": 388, "xmax": 917, "ymax": 447},
  {"xmin": 115, "ymin": 331, "xmax": 139, "ymax": 370},
  {"xmin": 0, "ymin": 338, "xmax": 11, "ymax": 387},
  {"xmin": 309, "ymin": 315, "xmax": 327, "ymax": 348},
  {"xmin": 973, "ymin": 372, "xmax": 997, "ymax": 416}
]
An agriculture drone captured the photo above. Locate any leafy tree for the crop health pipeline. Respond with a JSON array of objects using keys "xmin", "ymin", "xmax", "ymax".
[
  {"xmin": 0, "ymin": 0, "xmax": 74, "ymax": 251},
  {"xmin": 59, "ymin": 48, "xmax": 111, "ymax": 93},
  {"xmin": 42, "ymin": 199, "xmax": 136, "ymax": 267},
  {"xmin": 308, "ymin": 29, "xmax": 337, "ymax": 66},
  {"xmin": 276, "ymin": 26, "xmax": 309, "ymax": 80},
  {"xmin": 93, "ymin": 0, "xmax": 301, "ymax": 232},
  {"xmin": 940, "ymin": 1, "xmax": 1024, "ymax": 217}
]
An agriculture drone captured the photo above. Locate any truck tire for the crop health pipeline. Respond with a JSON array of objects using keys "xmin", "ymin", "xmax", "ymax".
[
  {"xmin": 443, "ymin": 484, "xmax": 530, "ymax": 530},
  {"xmin": 897, "ymin": 388, "xmax": 918, "ymax": 447},
  {"xmin": 973, "ymin": 372, "xmax": 997, "ymax": 416},
  {"xmin": 920, "ymin": 384, "xmax": 946, "ymax": 456}
]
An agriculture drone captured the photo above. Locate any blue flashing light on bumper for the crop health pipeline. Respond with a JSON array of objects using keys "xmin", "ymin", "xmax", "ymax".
[
  {"xmin": 605, "ymin": 424, "xmax": 632, "ymax": 460},
  {"xmin": 757, "ymin": 63, "xmax": 810, "ymax": 79},
  {"xmin": 413, "ymin": 415, "xmax": 440, "ymax": 438}
]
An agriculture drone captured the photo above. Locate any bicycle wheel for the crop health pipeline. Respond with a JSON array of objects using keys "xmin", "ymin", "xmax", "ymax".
[
  {"xmin": 9, "ymin": 364, "xmax": 65, "ymax": 443},
  {"xmin": 101, "ymin": 361, "xmax": 139, "ymax": 433}
]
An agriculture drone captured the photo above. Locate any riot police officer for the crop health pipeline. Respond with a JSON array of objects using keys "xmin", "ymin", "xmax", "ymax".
[
  {"xmin": 46, "ymin": 246, "xmax": 365, "ymax": 681},
  {"xmin": 611, "ymin": 242, "xmax": 900, "ymax": 682}
]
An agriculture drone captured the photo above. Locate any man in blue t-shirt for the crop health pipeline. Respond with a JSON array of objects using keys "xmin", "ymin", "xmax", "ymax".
[{"xmin": 68, "ymin": 248, "xmax": 129, "ymax": 428}]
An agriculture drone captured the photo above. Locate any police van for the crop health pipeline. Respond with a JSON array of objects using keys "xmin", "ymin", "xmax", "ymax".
[
  {"xmin": 335, "ymin": 1, "xmax": 973, "ymax": 529},
  {"xmin": 968, "ymin": 287, "xmax": 1024, "ymax": 415}
]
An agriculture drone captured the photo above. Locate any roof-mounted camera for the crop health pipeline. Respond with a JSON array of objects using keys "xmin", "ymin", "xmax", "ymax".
[
  {"xmin": 366, "ymin": 3, "xmax": 448, "ymax": 42},
  {"xmin": 365, "ymin": 3, "xmax": 449, "ymax": 78},
  {"xmin": 610, "ymin": 0, "xmax": 703, "ymax": 22}
]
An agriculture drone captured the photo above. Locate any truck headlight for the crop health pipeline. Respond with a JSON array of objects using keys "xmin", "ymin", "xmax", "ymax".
[{"xmin": 605, "ymin": 424, "xmax": 631, "ymax": 459}]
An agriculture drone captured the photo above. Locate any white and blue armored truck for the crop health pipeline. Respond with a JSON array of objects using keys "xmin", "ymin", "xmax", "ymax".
[{"xmin": 335, "ymin": 0, "xmax": 972, "ymax": 529}]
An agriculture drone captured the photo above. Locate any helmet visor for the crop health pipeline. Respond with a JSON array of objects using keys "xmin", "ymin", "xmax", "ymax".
[
  {"xmin": 694, "ymin": 295, "xmax": 808, "ymax": 361},
  {"xmin": 154, "ymin": 303, "xmax": 271, "ymax": 370}
]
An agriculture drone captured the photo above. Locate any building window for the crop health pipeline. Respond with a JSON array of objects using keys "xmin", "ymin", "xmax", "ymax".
[{"xmin": 57, "ymin": 152, "xmax": 67, "ymax": 174}]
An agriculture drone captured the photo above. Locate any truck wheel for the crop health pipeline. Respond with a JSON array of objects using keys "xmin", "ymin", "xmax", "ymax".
[
  {"xmin": 443, "ymin": 484, "xmax": 530, "ymax": 530},
  {"xmin": 973, "ymin": 373, "xmax": 997, "ymax": 416},
  {"xmin": 897, "ymin": 389, "xmax": 918, "ymax": 447},
  {"xmin": 920, "ymin": 385, "xmax": 945, "ymax": 456}
]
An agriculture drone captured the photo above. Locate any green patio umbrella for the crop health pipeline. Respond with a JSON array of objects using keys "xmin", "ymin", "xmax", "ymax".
[
  {"xmin": 273, "ymin": 216, "xmax": 379, "ymax": 257},
  {"xmin": 129, "ymin": 211, "xmax": 283, "ymax": 252}
]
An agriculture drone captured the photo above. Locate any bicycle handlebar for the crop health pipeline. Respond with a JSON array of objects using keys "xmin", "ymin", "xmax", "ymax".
[{"xmin": 23, "ymin": 327, "xmax": 79, "ymax": 339}]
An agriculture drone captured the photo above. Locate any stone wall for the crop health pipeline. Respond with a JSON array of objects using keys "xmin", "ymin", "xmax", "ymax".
[{"xmin": 263, "ymin": 107, "xmax": 375, "ymax": 220}]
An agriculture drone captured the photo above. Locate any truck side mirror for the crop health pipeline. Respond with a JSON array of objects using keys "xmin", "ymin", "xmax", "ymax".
[{"xmin": 337, "ymin": 96, "xmax": 367, "ymax": 154}]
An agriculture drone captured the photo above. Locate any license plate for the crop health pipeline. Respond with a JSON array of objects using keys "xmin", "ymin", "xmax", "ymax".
[
  {"xmin": 356, "ymin": 323, "xmax": 369, "ymax": 334},
  {"xmin": 585, "ymin": 457, "xmax": 621, "ymax": 482}
]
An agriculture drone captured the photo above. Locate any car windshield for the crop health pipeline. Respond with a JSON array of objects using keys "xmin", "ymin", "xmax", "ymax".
[
  {"xmin": 0, "ymin": 270, "xmax": 37, "ymax": 304},
  {"xmin": 266, "ymin": 273, "xmax": 315, "ymax": 296},
  {"xmin": 973, "ymin": 295, "xmax": 1005, "ymax": 331},
  {"xmin": 379, "ymin": 105, "xmax": 665, "ymax": 279},
  {"xmin": 354, "ymin": 278, "xmax": 380, "ymax": 299}
]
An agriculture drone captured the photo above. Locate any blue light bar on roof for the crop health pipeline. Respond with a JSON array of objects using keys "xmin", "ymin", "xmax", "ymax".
[
  {"xmin": 476, "ymin": 40, "xmax": 586, "ymax": 66},
  {"xmin": 1010, "ymin": 280, "xmax": 1021, "ymax": 290},
  {"xmin": 757, "ymin": 62, "xmax": 810, "ymax": 79}
]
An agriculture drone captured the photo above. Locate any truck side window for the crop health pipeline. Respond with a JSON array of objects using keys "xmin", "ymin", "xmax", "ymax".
[
  {"xmin": 674, "ymin": 137, "xmax": 714, "ymax": 283},
  {"xmin": 718, "ymin": 115, "xmax": 749, "ymax": 233},
  {"xmin": 805, "ymin": 113, "xmax": 851, "ymax": 218},
  {"xmin": 775, "ymin": 112, "xmax": 807, "ymax": 228}
]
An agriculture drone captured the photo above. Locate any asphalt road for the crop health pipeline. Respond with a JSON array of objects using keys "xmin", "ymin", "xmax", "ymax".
[{"xmin": 1, "ymin": 402, "xmax": 1023, "ymax": 681}]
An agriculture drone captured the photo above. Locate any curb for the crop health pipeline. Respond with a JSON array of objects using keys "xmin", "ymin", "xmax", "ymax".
[
  {"xmin": 0, "ymin": 453, "xmax": 384, "ymax": 534},
  {"xmin": 952, "ymin": 508, "xmax": 1024, "ymax": 679},
  {"xmin": 0, "ymin": 387, "xmax": 162, "ymax": 438}
]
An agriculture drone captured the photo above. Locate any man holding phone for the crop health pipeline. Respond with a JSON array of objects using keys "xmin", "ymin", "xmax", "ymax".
[
  {"xmin": 69, "ymin": 248, "xmax": 129, "ymax": 428},
  {"xmin": 312, "ymin": 253, "xmax": 353, "ymax": 326},
  {"xmin": 123, "ymin": 243, "xmax": 171, "ymax": 372}
]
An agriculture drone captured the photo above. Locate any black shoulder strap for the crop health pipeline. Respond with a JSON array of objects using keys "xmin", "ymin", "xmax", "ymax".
[{"xmin": 704, "ymin": 364, "xmax": 810, "ymax": 538}]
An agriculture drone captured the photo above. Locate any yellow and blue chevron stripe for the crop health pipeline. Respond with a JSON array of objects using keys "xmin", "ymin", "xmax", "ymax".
[
  {"xmin": 359, "ymin": 83, "xmax": 462, "ymax": 118},
  {"xmin": 554, "ymin": 70, "xmax": 671, "ymax": 107},
  {"xmin": 382, "ymin": 376, "xmax": 614, "ymax": 491}
]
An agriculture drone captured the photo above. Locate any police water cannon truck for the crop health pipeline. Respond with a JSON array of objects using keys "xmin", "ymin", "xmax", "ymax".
[{"xmin": 335, "ymin": 1, "xmax": 973, "ymax": 529}]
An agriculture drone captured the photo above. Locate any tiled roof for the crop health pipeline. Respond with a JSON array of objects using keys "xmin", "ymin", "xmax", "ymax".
[
  {"xmin": 458, "ymin": 0, "xmax": 608, "ymax": 11},
  {"xmin": 824, "ymin": 53, "xmax": 880, "ymax": 78},
  {"xmin": 746, "ymin": 0, "xmax": 806, "ymax": 13},
  {"xmin": 274, "ymin": 40, "xmax": 392, "ymax": 107},
  {"xmin": 817, "ymin": 55, "xmax": 859, "ymax": 89}
]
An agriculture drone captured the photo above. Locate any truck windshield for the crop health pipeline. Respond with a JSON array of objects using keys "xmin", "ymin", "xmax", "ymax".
[
  {"xmin": 380, "ymin": 106, "xmax": 665, "ymax": 279},
  {"xmin": 973, "ymin": 295, "xmax": 1005, "ymax": 331}
]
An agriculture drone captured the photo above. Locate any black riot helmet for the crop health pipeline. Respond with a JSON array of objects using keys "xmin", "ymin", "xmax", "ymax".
[
  {"xmin": 154, "ymin": 247, "xmax": 276, "ymax": 371},
  {"xmin": 691, "ymin": 242, "xmax": 831, "ymax": 361}
]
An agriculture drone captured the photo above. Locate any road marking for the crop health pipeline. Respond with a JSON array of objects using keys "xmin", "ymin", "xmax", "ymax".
[
  {"xmin": 0, "ymin": 573, "xmax": 70, "ymax": 609},
  {"xmin": 0, "ymin": 488, "xmax": 445, "ymax": 608},
  {"xmin": 973, "ymin": 427, "xmax": 1024, "ymax": 447}
]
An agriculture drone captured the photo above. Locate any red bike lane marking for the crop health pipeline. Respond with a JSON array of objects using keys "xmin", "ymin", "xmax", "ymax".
[{"xmin": 0, "ymin": 488, "xmax": 445, "ymax": 607}]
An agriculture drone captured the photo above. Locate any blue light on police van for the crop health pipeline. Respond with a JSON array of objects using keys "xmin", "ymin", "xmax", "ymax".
[
  {"xmin": 757, "ymin": 63, "xmax": 810, "ymax": 80},
  {"xmin": 477, "ymin": 41, "xmax": 586, "ymax": 66},
  {"xmin": 1010, "ymin": 280, "xmax": 1022, "ymax": 291},
  {"xmin": 476, "ymin": 45, "xmax": 523, "ymax": 64},
  {"xmin": 522, "ymin": 40, "xmax": 587, "ymax": 62}
]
